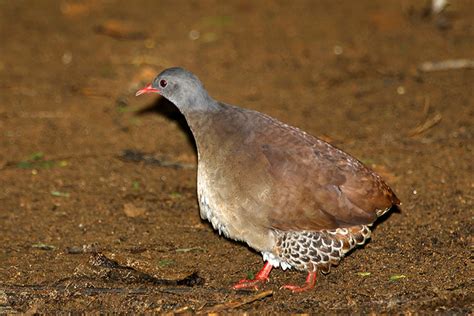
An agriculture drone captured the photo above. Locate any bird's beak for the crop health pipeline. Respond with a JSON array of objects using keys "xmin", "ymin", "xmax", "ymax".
[{"xmin": 135, "ymin": 83, "xmax": 160, "ymax": 96}]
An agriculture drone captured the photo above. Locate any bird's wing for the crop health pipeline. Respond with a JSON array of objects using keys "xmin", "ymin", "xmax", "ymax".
[{"xmin": 251, "ymin": 118, "xmax": 399, "ymax": 231}]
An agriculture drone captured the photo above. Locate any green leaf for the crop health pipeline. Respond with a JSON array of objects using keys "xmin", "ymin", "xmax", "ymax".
[
  {"xmin": 202, "ymin": 15, "xmax": 233, "ymax": 27},
  {"xmin": 38, "ymin": 160, "xmax": 55, "ymax": 169},
  {"xmin": 389, "ymin": 274, "xmax": 407, "ymax": 281},
  {"xmin": 359, "ymin": 158, "xmax": 375, "ymax": 165},
  {"xmin": 132, "ymin": 181, "xmax": 140, "ymax": 190},
  {"xmin": 158, "ymin": 259, "xmax": 174, "ymax": 267},
  {"xmin": 58, "ymin": 160, "xmax": 68, "ymax": 167},
  {"xmin": 17, "ymin": 161, "xmax": 33, "ymax": 169},
  {"xmin": 169, "ymin": 192, "xmax": 182, "ymax": 199},
  {"xmin": 30, "ymin": 152, "xmax": 44, "ymax": 161},
  {"xmin": 356, "ymin": 272, "xmax": 371, "ymax": 277},
  {"xmin": 51, "ymin": 191, "xmax": 70, "ymax": 197}
]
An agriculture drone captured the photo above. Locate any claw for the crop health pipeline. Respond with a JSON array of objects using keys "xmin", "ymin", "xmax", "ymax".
[{"xmin": 281, "ymin": 271, "xmax": 317, "ymax": 293}]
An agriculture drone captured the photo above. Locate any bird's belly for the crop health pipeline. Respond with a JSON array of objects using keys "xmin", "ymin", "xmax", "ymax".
[
  {"xmin": 196, "ymin": 163, "xmax": 276, "ymax": 252},
  {"xmin": 197, "ymin": 167, "xmax": 231, "ymax": 237}
]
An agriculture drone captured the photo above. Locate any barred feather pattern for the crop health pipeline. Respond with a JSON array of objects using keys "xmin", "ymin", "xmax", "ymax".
[{"xmin": 274, "ymin": 225, "xmax": 371, "ymax": 273}]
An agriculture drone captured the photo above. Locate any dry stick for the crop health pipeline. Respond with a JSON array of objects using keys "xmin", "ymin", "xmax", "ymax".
[
  {"xmin": 167, "ymin": 306, "xmax": 192, "ymax": 315},
  {"xmin": 197, "ymin": 290, "xmax": 273, "ymax": 314},
  {"xmin": 407, "ymin": 96, "xmax": 441, "ymax": 137},
  {"xmin": 408, "ymin": 112, "xmax": 442, "ymax": 137},
  {"xmin": 419, "ymin": 59, "xmax": 474, "ymax": 72}
]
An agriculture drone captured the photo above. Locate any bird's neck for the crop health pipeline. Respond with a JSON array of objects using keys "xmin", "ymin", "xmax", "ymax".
[
  {"xmin": 172, "ymin": 92, "xmax": 220, "ymax": 115},
  {"xmin": 178, "ymin": 97, "xmax": 221, "ymax": 123},
  {"xmin": 182, "ymin": 103, "xmax": 223, "ymax": 156}
]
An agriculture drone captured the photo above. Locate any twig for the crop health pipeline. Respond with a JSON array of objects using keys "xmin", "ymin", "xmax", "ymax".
[
  {"xmin": 419, "ymin": 59, "xmax": 474, "ymax": 72},
  {"xmin": 166, "ymin": 306, "xmax": 192, "ymax": 315},
  {"xmin": 408, "ymin": 112, "xmax": 442, "ymax": 137},
  {"xmin": 197, "ymin": 290, "xmax": 273, "ymax": 314}
]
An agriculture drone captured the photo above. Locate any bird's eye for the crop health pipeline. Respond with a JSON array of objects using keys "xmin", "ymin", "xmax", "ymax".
[{"xmin": 159, "ymin": 79, "xmax": 167, "ymax": 88}]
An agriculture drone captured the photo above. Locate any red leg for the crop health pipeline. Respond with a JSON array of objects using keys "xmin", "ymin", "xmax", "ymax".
[
  {"xmin": 232, "ymin": 262, "xmax": 273, "ymax": 290},
  {"xmin": 281, "ymin": 271, "xmax": 318, "ymax": 293}
]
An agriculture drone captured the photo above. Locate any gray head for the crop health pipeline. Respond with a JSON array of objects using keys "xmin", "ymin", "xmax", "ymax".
[{"xmin": 136, "ymin": 67, "xmax": 218, "ymax": 113}]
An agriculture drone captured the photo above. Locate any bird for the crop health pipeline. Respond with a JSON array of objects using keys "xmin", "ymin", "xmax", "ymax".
[{"xmin": 136, "ymin": 67, "xmax": 400, "ymax": 292}]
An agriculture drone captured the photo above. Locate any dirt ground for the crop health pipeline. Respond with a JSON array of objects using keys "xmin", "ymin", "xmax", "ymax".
[{"xmin": 0, "ymin": 0, "xmax": 473, "ymax": 313}]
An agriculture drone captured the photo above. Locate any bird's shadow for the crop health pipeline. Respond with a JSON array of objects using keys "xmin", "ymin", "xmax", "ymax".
[{"xmin": 136, "ymin": 96, "xmax": 197, "ymax": 154}]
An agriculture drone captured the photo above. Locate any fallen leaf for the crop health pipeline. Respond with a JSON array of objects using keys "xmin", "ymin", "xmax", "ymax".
[
  {"xmin": 389, "ymin": 274, "xmax": 407, "ymax": 281},
  {"xmin": 169, "ymin": 192, "xmax": 182, "ymax": 199},
  {"xmin": 51, "ymin": 191, "xmax": 70, "ymax": 197},
  {"xmin": 175, "ymin": 247, "xmax": 205, "ymax": 253},
  {"xmin": 123, "ymin": 203, "xmax": 146, "ymax": 218},
  {"xmin": 95, "ymin": 19, "xmax": 147, "ymax": 40},
  {"xmin": 132, "ymin": 181, "xmax": 140, "ymax": 190},
  {"xmin": 158, "ymin": 259, "xmax": 174, "ymax": 267},
  {"xmin": 60, "ymin": 2, "xmax": 92, "ymax": 17},
  {"xmin": 32, "ymin": 243, "xmax": 56, "ymax": 250},
  {"xmin": 369, "ymin": 10, "xmax": 403, "ymax": 32}
]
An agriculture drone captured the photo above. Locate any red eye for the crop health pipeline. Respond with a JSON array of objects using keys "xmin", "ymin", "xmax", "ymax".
[{"xmin": 159, "ymin": 79, "xmax": 167, "ymax": 88}]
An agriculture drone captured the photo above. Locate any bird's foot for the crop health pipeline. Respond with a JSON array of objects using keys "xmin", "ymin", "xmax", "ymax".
[
  {"xmin": 232, "ymin": 262, "xmax": 273, "ymax": 291},
  {"xmin": 281, "ymin": 283, "xmax": 314, "ymax": 293},
  {"xmin": 232, "ymin": 278, "xmax": 268, "ymax": 290},
  {"xmin": 281, "ymin": 271, "xmax": 317, "ymax": 293}
]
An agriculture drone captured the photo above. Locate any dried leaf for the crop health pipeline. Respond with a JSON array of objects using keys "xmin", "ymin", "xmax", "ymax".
[
  {"xmin": 123, "ymin": 203, "xmax": 146, "ymax": 218},
  {"xmin": 95, "ymin": 19, "xmax": 147, "ymax": 40},
  {"xmin": 175, "ymin": 247, "xmax": 205, "ymax": 253},
  {"xmin": 61, "ymin": 2, "xmax": 91, "ymax": 17},
  {"xmin": 32, "ymin": 243, "xmax": 56, "ymax": 250}
]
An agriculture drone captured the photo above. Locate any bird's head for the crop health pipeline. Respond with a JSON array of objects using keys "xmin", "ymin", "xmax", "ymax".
[{"xmin": 136, "ymin": 67, "xmax": 215, "ymax": 113}]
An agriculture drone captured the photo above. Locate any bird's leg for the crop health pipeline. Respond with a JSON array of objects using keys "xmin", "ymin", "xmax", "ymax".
[
  {"xmin": 281, "ymin": 271, "xmax": 318, "ymax": 293},
  {"xmin": 232, "ymin": 262, "xmax": 273, "ymax": 290}
]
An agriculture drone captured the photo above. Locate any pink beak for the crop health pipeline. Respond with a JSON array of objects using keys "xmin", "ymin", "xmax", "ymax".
[{"xmin": 135, "ymin": 83, "xmax": 160, "ymax": 96}]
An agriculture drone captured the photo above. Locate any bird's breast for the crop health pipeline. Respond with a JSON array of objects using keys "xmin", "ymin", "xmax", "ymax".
[
  {"xmin": 196, "ymin": 160, "xmax": 276, "ymax": 253},
  {"xmin": 197, "ymin": 163, "xmax": 231, "ymax": 237}
]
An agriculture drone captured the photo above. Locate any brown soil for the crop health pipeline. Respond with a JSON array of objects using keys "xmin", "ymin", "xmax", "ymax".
[{"xmin": 0, "ymin": 0, "xmax": 472, "ymax": 313}]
